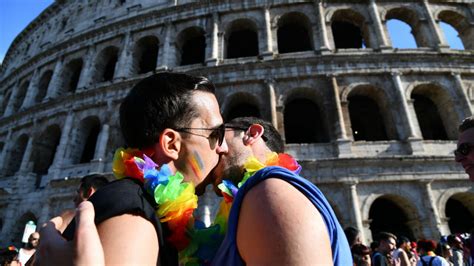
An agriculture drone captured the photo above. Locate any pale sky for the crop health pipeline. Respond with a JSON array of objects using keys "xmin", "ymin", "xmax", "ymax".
[{"xmin": 0, "ymin": 1, "xmax": 465, "ymax": 64}]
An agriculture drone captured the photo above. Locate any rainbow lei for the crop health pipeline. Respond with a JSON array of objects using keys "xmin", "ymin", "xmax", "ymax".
[
  {"xmin": 112, "ymin": 148, "xmax": 301, "ymax": 265},
  {"xmin": 215, "ymin": 152, "xmax": 302, "ymax": 231}
]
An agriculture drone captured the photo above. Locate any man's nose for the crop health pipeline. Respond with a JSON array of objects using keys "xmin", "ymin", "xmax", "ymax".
[{"xmin": 217, "ymin": 138, "xmax": 229, "ymax": 153}]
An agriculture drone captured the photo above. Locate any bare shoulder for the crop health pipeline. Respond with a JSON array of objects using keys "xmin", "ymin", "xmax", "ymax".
[
  {"xmin": 236, "ymin": 177, "xmax": 333, "ymax": 265},
  {"xmin": 97, "ymin": 214, "xmax": 159, "ymax": 265}
]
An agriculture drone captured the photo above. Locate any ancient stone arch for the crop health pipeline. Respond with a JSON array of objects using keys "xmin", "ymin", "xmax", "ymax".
[
  {"xmin": 31, "ymin": 124, "xmax": 61, "ymax": 176},
  {"xmin": 132, "ymin": 35, "xmax": 159, "ymax": 74},
  {"xmin": 282, "ymin": 87, "xmax": 329, "ymax": 144},
  {"xmin": 61, "ymin": 58, "xmax": 83, "ymax": 94},
  {"xmin": 364, "ymin": 193, "xmax": 421, "ymax": 240},
  {"xmin": 93, "ymin": 46, "xmax": 119, "ymax": 83},
  {"xmin": 4, "ymin": 134, "xmax": 29, "ymax": 177},
  {"xmin": 276, "ymin": 12, "xmax": 313, "ymax": 53},
  {"xmin": 409, "ymin": 83, "xmax": 457, "ymax": 140},
  {"xmin": 223, "ymin": 91, "xmax": 262, "ymax": 121},
  {"xmin": 384, "ymin": 7, "xmax": 429, "ymax": 48},
  {"xmin": 35, "ymin": 70, "xmax": 53, "ymax": 103},
  {"xmin": 225, "ymin": 18, "xmax": 259, "ymax": 58},
  {"xmin": 438, "ymin": 190, "xmax": 474, "ymax": 234},
  {"xmin": 11, "ymin": 211, "xmax": 37, "ymax": 244},
  {"xmin": 329, "ymin": 8, "xmax": 371, "ymax": 49},
  {"xmin": 344, "ymin": 84, "xmax": 397, "ymax": 141},
  {"xmin": 437, "ymin": 10, "xmax": 472, "ymax": 50},
  {"xmin": 176, "ymin": 26, "xmax": 206, "ymax": 66},
  {"xmin": 67, "ymin": 116, "xmax": 101, "ymax": 165},
  {"xmin": 13, "ymin": 80, "xmax": 29, "ymax": 112}
]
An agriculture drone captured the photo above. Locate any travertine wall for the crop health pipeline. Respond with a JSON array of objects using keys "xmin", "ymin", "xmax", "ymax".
[{"xmin": 0, "ymin": 0, "xmax": 473, "ymax": 246}]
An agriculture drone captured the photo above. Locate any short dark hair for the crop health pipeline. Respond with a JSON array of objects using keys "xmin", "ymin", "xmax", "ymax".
[
  {"xmin": 351, "ymin": 244, "xmax": 371, "ymax": 266},
  {"xmin": 80, "ymin": 173, "xmax": 109, "ymax": 197},
  {"xmin": 120, "ymin": 72, "xmax": 215, "ymax": 149},
  {"xmin": 458, "ymin": 116, "xmax": 474, "ymax": 132},
  {"xmin": 376, "ymin": 232, "xmax": 397, "ymax": 242},
  {"xmin": 417, "ymin": 239, "xmax": 437, "ymax": 252},
  {"xmin": 226, "ymin": 116, "xmax": 284, "ymax": 153},
  {"xmin": 397, "ymin": 236, "xmax": 410, "ymax": 248},
  {"xmin": 344, "ymin": 226, "xmax": 360, "ymax": 247}
]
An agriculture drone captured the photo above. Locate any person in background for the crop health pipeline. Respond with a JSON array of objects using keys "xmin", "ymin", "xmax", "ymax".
[
  {"xmin": 351, "ymin": 243, "xmax": 371, "ymax": 266},
  {"xmin": 17, "ymin": 232, "xmax": 39, "ymax": 266},
  {"xmin": 393, "ymin": 236, "xmax": 417, "ymax": 266},
  {"xmin": 372, "ymin": 232, "xmax": 397, "ymax": 266},
  {"xmin": 345, "ymin": 226, "xmax": 363, "ymax": 248},
  {"xmin": 417, "ymin": 239, "xmax": 450, "ymax": 266},
  {"xmin": 447, "ymin": 234, "xmax": 464, "ymax": 266},
  {"xmin": 454, "ymin": 116, "xmax": 474, "ymax": 182}
]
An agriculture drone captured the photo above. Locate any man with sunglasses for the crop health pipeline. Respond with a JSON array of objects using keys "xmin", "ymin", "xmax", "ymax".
[
  {"xmin": 199, "ymin": 116, "xmax": 352, "ymax": 265},
  {"xmin": 455, "ymin": 116, "xmax": 474, "ymax": 182},
  {"xmin": 36, "ymin": 72, "xmax": 228, "ymax": 265}
]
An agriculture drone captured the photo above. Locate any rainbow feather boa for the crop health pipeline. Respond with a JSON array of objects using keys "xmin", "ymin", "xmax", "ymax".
[{"xmin": 112, "ymin": 148, "xmax": 301, "ymax": 265}]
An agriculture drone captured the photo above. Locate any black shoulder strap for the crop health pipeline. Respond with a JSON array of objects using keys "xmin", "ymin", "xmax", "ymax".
[{"xmin": 428, "ymin": 256, "xmax": 435, "ymax": 266}]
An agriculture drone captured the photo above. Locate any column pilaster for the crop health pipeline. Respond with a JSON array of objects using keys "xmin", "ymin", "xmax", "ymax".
[
  {"xmin": 115, "ymin": 32, "xmax": 133, "ymax": 79},
  {"xmin": 261, "ymin": 6, "xmax": 274, "ymax": 60},
  {"xmin": 206, "ymin": 12, "xmax": 220, "ymax": 66},
  {"xmin": 330, "ymin": 75, "xmax": 352, "ymax": 157},
  {"xmin": 314, "ymin": 0, "xmax": 330, "ymax": 53},
  {"xmin": 452, "ymin": 72, "xmax": 472, "ymax": 118},
  {"xmin": 264, "ymin": 79, "xmax": 278, "ymax": 128},
  {"xmin": 20, "ymin": 70, "xmax": 40, "ymax": 110},
  {"xmin": 368, "ymin": 0, "xmax": 390, "ymax": 50},
  {"xmin": 50, "ymin": 112, "xmax": 74, "ymax": 179},
  {"xmin": 77, "ymin": 47, "xmax": 96, "ymax": 90},
  {"xmin": 4, "ymin": 81, "xmax": 20, "ymax": 116},
  {"xmin": 422, "ymin": 0, "xmax": 449, "ymax": 51},
  {"xmin": 45, "ymin": 58, "xmax": 64, "ymax": 99}
]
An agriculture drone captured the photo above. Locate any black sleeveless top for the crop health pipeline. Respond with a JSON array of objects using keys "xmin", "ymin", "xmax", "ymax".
[{"xmin": 63, "ymin": 178, "xmax": 178, "ymax": 265}]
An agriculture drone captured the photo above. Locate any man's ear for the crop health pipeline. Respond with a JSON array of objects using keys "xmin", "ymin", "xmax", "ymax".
[
  {"xmin": 157, "ymin": 128, "xmax": 181, "ymax": 160},
  {"xmin": 86, "ymin": 187, "xmax": 96, "ymax": 198},
  {"xmin": 243, "ymin": 124, "xmax": 264, "ymax": 145}
]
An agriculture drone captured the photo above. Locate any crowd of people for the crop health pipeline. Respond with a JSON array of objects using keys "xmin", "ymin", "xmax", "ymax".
[
  {"xmin": 345, "ymin": 226, "xmax": 473, "ymax": 266},
  {"xmin": 0, "ymin": 71, "xmax": 473, "ymax": 265}
]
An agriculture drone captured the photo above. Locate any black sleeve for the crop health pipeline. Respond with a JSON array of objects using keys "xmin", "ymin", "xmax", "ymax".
[{"xmin": 62, "ymin": 178, "xmax": 178, "ymax": 265}]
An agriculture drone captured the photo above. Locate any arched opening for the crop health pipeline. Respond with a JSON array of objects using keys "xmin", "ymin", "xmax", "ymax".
[
  {"xmin": 386, "ymin": 19, "xmax": 417, "ymax": 48},
  {"xmin": 438, "ymin": 10, "xmax": 471, "ymax": 50},
  {"xmin": 440, "ymin": 21, "xmax": 465, "ymax": 50},
  {"xmin": 63, "ymin": 58, "xmax": 83, "ymax": 94},
  {"xmin": 277, "ymin": 12, "xmax": 312, "ymax": 53},
  {"xmin": 178, "ymin": 27, "xmax": 206, "ymax": 66},
  {"xmin": 70, "ymin": 117, "xmax": 101, "ymax": 164},
  {"xmin": 348, "ymin": 95, "xmax": 388, "ymax": 141},
  {"xmin": 13, "ymin": 81, "xmax": 29, "ymax": 112},
  {"xmin": 331, "ymin": 10, "xmax": 369, "ymax": 49},
  {"xmin": 385, "ymin": 8, "xmax": 429, "ymax": 48},
  {"xmin": 94, "ymin": 46, "xmax": 119, "ymax": 82},
  {"xmin": 226, "ymin": 103, "xmax": 261, "ymax": 121},
  {"xmin": 4, "ymin": 134, "xmax": 29, "ymax": 176},
  {"xmin": 80, "ymin": 124, "xmax": 100, "ymax": 163},
  {"xmin": 12, "ymin": 212, "xmax": 37, "ymax": 245},
  {"xmin": 226, "ymin": 19, "xmax": 259, "ymax": 59},
  {"xmin": 134, "ymin": 36, "xmax": 159, "ymax": 74},
  {"xmin": 410, "ymin": 84, "xmax": 456, "ymax": 140},
  {"xmin": 284, "ymin": 98, "xmax": 328, "ymax": 143},
  {"xmin": 411, "ymin": 94, "xmax": 447, "ymax": 140},
  {"xmin": 32, "ymin": 125, "xmax": 61, "ymax": 177},
  {"xmin": 445, "ymin": 193, "xmax": 474, "ymax": 234},
  {"xmin": 369, "ymin": 196, "xmax": 416, "ymax": 240},
  {"xmin": 36, "ymin": 70, "xmax": 52, "ymax": 103}
]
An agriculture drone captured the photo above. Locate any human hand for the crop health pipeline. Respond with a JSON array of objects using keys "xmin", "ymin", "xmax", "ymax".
[{"xmin": 35, "ymin": 201, "xmax": 104, "ymax": 266}]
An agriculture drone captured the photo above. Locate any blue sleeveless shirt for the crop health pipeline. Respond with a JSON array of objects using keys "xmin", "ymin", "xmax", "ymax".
[{"xmin": 211, "ymin": 166, "xmax": 352, "ymax": 266}]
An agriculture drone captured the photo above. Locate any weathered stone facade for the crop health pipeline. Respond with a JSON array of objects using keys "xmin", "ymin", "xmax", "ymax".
[{"xmin": 0, "ymin": 0, "xmax": 473, "ymax": 246}]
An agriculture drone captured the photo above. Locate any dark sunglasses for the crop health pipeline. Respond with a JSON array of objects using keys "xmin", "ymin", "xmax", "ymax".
[
  {"xmin": 225, "ymin": 125, "xmax": 267, "ymax": 141},
  {"xmin": 454, "ymin": 143, "xmax": 474, "ymax": 156},
  {"xmin": 174, "ymin": 124, "xmax": 225, "ymax": 149}
]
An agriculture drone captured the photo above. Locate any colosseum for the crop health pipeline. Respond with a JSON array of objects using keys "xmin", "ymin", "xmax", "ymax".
[{"xmin": 0, "ymin": 0, "xmax": 473, "ymax": 247}]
